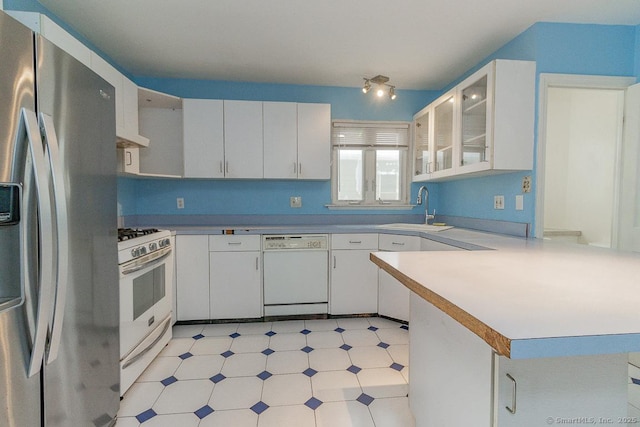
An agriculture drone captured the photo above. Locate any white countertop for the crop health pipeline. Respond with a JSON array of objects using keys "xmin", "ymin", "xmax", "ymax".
[{"xmin": 372, "ymin": 241, "xmax": 640, "ymax": 359}]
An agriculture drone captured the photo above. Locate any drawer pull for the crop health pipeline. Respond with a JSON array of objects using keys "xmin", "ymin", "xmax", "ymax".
[
  {"xmin": 506, "ymin": 373, "xmax": 517, "ymax": 414},
  {"xmin": 392, "ymin": 242, "xmax": 405, "ymax": 246},
  {"xmin": 227, "ymin": 242, "xmax": 242, "ymax": 246},
  {"xmin": 349, "ymin": 240, "xmax": 362, "ymax": 244}
]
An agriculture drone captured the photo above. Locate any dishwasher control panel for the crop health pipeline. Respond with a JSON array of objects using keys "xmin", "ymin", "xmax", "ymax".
[{"xmin": 263, "ymin": 234, "xmax": 328, "ymax": 250}]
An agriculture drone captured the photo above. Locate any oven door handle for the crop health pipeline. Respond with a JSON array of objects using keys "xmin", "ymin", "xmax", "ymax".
[
  {"xmin": 122, "ymin": 315, "xmax": 171, "ymax": 369},
  {"xmin": 121, "ymin": 247, "xmax": 172, "ymax": 275}
]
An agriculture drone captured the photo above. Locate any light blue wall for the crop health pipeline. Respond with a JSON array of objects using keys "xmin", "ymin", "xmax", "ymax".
[
  {"xmin": 435, "ymin": 22, "xmax": 636, "ymax": 232},
  {"xmin": 128, "ymin": 79, "xmax": 439, "ymax": 219}
]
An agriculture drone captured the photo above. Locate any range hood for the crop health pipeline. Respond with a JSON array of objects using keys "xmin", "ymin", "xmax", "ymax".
[{"xmin": 116, "ymin": 126, "xmax": 149, "ymax": 148}]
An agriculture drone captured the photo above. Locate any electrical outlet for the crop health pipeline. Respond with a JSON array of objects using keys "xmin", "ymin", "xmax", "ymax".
[
  {"xmin": 177, "ymin": 197, "xmax": 184, "ymax": 209},
  {"xmin": 290, "ymin": 196, "xmax": 302, "ymax": 208},
  {"xmin": 494, "ymin": 195, "xmax": 505, "ymax": 210},
  {"xmin": 522, "ymin": 176, "xmax": 532, "ymax": 193}
]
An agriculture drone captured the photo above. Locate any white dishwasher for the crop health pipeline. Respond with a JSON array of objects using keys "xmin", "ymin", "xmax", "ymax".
[{"xmin": 263, "ymin": 234, "xmax": 329, "ymax": 316}]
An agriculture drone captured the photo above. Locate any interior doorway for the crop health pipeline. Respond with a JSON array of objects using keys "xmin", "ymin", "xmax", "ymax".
[{"xmin": 535, "ymin": 74, "xmax": 635, "ymax": 248}]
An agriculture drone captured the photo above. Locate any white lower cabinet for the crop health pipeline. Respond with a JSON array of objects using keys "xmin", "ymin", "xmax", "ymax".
[
  {"xmin": 330, "ymin": 234, "xmax": 379, "ymax": 315},
  {"xmin": 410, "ymin": 294, "xmax": 629, "ymax": 427},
  {"xmin": 175, "ymin": 235, "xmax": 210, "ymax": 321},
  {"xmin": 377, "ymin": 234, "xmax": 420, "ymax": 322},
  {"xmin": 209, "ymin": 235, "xmax": 262, "ymax": 319}
]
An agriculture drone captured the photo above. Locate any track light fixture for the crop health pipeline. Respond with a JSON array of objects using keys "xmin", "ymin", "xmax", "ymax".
[{"xmin": 362, "ymin": 75, "xmax": 397, "ymax": 100}]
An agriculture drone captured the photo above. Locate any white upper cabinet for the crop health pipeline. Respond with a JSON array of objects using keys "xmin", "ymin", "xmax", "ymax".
[
  {"xmin": 263, "ymin": 102, "xmax": 298, "ymax": 179},
  {"xmin": 183, "ymin": 99, "xmax": 224, "ymax": 178},
  {"xmin": 263, "ymin": 102, "xmax": 331, "ymax": 180},
  {"xmin": 297, "ymin": 103, "xmax": 331, "ymax": 179},
  {"xmin": 413, "ymin": 59, "xmax": 535, "ymax": 182},
  {"xmin": 90, "ymin": 53, "xmax": 149, "ymax": 147},
  {"xmin": 224, "ymin": 100, "xmax": 264, "ymax": 179}
]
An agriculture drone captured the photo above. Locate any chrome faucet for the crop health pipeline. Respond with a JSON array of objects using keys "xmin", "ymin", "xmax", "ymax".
[{"xmin": 416, "ymin": 185, "xmax": 435, "ymax": 224}]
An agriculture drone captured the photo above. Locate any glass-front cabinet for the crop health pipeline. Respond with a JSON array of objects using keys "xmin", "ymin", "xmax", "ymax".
[
  {"xmin": 413, "ymin": 107, "xmax": 431, "ymax": 179},
  {"xmin": 460, "ymin": 75, "xmax": 489, "ymax": 168},
  {"xmin": 433, "ymin": 93, "xmax": 455, "ymax": 176},
  {"xmin": 412, "ymin": 59, "xmax": 535, "ymax": 182}
]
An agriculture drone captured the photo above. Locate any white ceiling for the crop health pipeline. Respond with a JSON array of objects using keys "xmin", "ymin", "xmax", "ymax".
[{"xmin": 38, "ymin": 0, "xmax": 640, "ymax": 90}]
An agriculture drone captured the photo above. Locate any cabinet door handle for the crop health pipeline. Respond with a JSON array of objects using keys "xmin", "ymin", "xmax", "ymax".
[
  {"xmin": 255, "ymin": 257, "xmax": 259, "ymax": 271},
  {"xmin": 293, "ymin": 162, "xmax": 297, "ymax": 174},
  {"xmin": 225, "ymin": 161, "xmax": 229, "ymax": 174},
  {"xmin": 333, "ymin": 255, "xmax": 336, "ymax": 269},
  {"xmin": 219, "ymin": 161, "xmax": 223, "ymax": 174},
  {"xmin": 506, "ymin": 373, "xmax": 517, "ymax": 414},
  {"xmin": 126, "ymin": 150, "xmax": 132, "ymax": 166},
  {"xmin": 299, "ymin": 163, "xmax": 302, "ymax": 175}
]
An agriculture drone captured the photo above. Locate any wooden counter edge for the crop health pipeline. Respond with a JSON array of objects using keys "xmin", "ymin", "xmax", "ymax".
[{"xmin": 370, "ymin": 252, "xmax": 512, "ymax": 358}]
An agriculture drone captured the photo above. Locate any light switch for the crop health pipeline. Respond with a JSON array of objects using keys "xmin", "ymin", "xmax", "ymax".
[{"xmin": 515, "ymin": 195, "xmax": 524, "ymax": 211}]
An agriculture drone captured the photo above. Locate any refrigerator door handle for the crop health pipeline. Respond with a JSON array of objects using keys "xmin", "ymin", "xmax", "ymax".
[
  {"xmin": 18, "ymin": 108, "xmax": 56, "ymax": 378},
  {"xmin": 40, "ymin": 113, "xmax": 69, "ymax": 365}
]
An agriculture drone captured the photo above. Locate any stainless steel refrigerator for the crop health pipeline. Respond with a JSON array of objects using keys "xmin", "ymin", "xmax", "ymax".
[{"xmin": 0, "ymin": 11, "xmax": 119, "ymax": 427}]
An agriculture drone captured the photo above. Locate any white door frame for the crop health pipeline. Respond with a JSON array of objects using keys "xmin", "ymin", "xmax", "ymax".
[{"xmin": 535, "ymin": 74, "xmax": 635, "ymax": 244}]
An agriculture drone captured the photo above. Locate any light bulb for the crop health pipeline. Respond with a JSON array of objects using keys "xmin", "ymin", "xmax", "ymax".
[{"xmin": 376, "ymin": 88, "xmax": 384, "ymax": 97}]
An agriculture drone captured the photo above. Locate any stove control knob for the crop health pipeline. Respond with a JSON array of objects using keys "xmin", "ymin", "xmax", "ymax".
[
  {"xmin": 159, "ymin": 238, "xmax": 171, "ymax": 248},
  {"xmin": 149, "ymin": 243, "xmax": 158, "ymax": 252},
  {"xmin": 139, "ymin": 246, "xmax": 147, "ymax": 256},
  {"xmin": 131, "ymin": 248, "xmax": 138, "ymax": 257}
]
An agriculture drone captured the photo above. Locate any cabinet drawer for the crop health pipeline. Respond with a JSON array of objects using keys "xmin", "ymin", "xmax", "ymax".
[
  {"xmin": 420, "ymin": 238, "xmax": 462, "ymax": 251},
  {"xmin": 209, "ymin": 235, "xmax": 261, "ymax": 251},
  {"xmin": 378, "ymin": 234, "xmax": 420, "ymax": 251},
  {"xmin": 331, "ymin": 234, "xmax": 378, "ymax": 250}
]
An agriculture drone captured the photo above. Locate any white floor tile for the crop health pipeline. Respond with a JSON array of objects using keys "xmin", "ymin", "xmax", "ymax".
[
  {"xmin": 306, "ymin": 330, "xmax": 345, "ymax": 349},
  {"xmin": 114, "ymin": 416, "xmax": 139, "ymax": 427},
  {"xmin": 375, "ymin": 328, "xmax": 409, "ymax": 345},
  {"xmin": 386, "ymin": 345, "xmax": 409, "ymax": 366},
  {"xmin": 348, "ymin": 346, "xmax": 394, "ymax": 369},
  {"xmin": 336, "ymin": 317, "xmax": 371, "ymax": 330},
  {"xmin": 357, "ymin": 367, "xmax": 408, "ymax": 398},
  {"xmin": 269, "ymin": 332, "xmax": 307, "ymax": 351},
  {"xmin": 401, "ymin": 366, "xmax": 409, "ymax": 383},
  {"xmin": 262, "ymin": 373, "xmax": 312, "ymax": 407},
  {"xmin": 271, "ymin": 320, "xmax": 306, "ymax": 333},
  {"xmin": 190, "ymin": 336, "xmax": 233, "ymax": 356},
  {"xmin": 341, "ymin": 329, "xmax": 381, "ymax": 347},
  {"xmin": 118, "ymin": 381, "xmax": 165, "ymax": 417},
  {"xmin": 137, "ymin": 356, "xmax": 181, "ymax": 382},
  {"xmin": 367, "ymin": 317, "xmax": 403, "ymax": 329},
  {"xmin": 308, "ymin": 347, "xmax": 352, "ymax": 371},
  {"xmin": 159, "ymin": 337, "xmax": 194, "ymax": 357},
  {"xmin": 258, "ymin": 404, "xmax": 316, "ymax": 427},
  {"xmin": 172, "ymin": 324, "xmax": 204, "ymax": 338},
  {"xmin": 173, "ymin": 354, "xmax": 225, "ymax": 380},
  {"xmin": 153, "ymin": 379, "xmax": 214, "ymax": 414},
  {"xmin": 266, "ymin": 350, "xmax": 309, "ymax": 375},
  {"xmin": 237, "ymin": 322, "xmax": 274, "ymax": 335},
  {"xmin": 231, "ymin": 334, "xmax": 271, "ymax": 353},
  {"xmin": 143, "ymin": 413, "xmax": 200, "ymax": 427},
  {"xmin": 201, "ymin": 323, "xmax": 239, "ymax": 337},
  {"xmin": 369, "ymin": 397, "xmax": 415, "ymax": 427},
  {"xmin": 221, "ymin": 352, "xmax": 267, "ymax": 377},
  {"xmin": 315, "ymin": 400, "xmax": 375, "ymax": 427},
  {"xmin": 305, "ymin": 319, "xmax": 338, "ymax": 331},
  {"xmin": 198, "ymin": 408, "xmax": 258, "ymax": 427},
  {"xmin": 209, "ymin": 376, "xmax": 264, "ymax": 410},
  {"xmin": 311, "ymin": 370, "xmax": 363, "ymax": 402}
]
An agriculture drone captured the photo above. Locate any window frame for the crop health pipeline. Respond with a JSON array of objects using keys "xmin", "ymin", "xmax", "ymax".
[{"xmin": 330, "ymin": 120, "xmax": 412, "ymax": 209}]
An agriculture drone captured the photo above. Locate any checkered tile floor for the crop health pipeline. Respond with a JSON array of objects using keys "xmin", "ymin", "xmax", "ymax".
[{"xmin": 116, "ymin": 317, "xmax": 414, "ymax": 426}]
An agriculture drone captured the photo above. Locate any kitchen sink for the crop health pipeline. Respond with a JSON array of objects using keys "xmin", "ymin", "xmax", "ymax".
[{"xmin": 378, "ymin": 223, "xmax": 453, "ymax": 232}]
